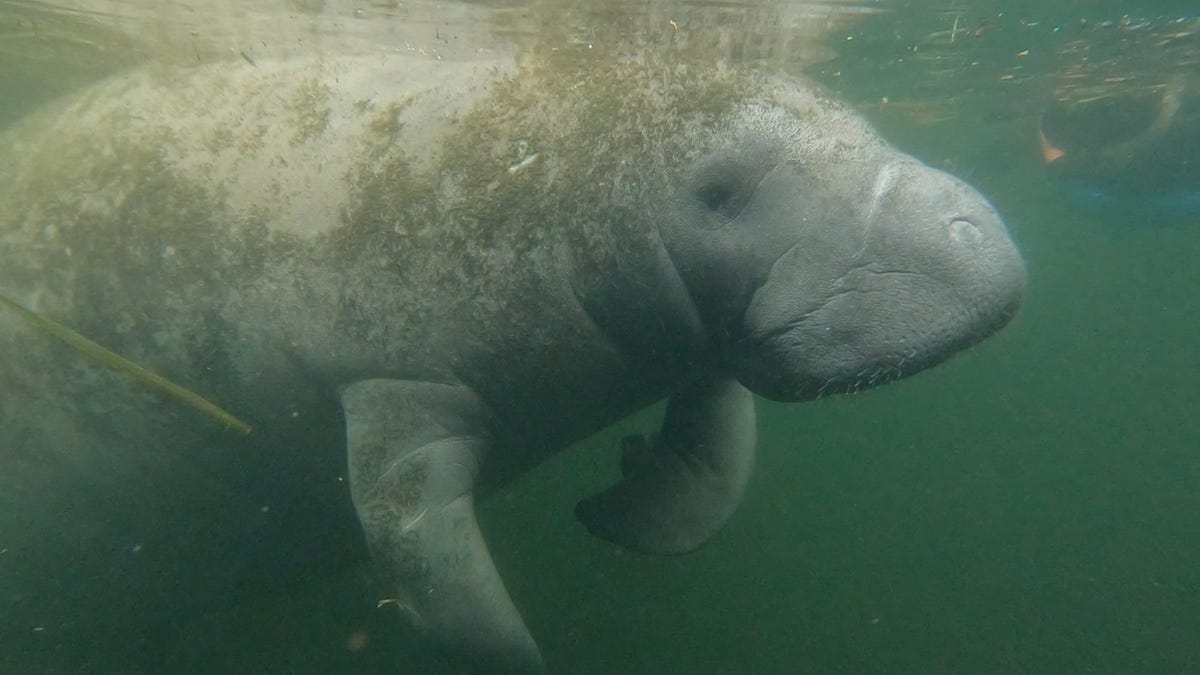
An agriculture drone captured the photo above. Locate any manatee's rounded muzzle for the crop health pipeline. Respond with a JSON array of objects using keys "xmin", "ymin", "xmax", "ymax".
[{"xmin": 735, "ymin": 159, "xmax": 1025, "ymax": 402}]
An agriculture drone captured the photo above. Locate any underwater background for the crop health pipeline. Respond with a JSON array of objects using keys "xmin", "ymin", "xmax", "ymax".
[{"xmin": 1, "ymin": 0, "xmax": 1197, "ymax": 672}]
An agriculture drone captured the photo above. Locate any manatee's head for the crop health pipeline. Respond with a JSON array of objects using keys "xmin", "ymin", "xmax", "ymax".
[{"xmin": 661, "ymin": 88, "xmax": 1025, "ymax": 401}]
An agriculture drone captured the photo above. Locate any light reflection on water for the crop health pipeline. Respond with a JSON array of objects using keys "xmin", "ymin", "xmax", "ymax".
[
  {"xmin": 1, "ymin": 0, "xmax": 890, "ymax": 126},
  {"xmin": 5, "ymin": 0, "xmax": 1197, "ymax": 145}
]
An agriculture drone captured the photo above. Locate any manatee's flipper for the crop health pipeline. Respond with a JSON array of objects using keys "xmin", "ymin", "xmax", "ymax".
[
  {"xmin": 576, "ymin": 376, "xmax": 756, "ymax": 554},
  {"xmin": 341, "ymin": 379, "xmax": 543, "ymax": 674}
]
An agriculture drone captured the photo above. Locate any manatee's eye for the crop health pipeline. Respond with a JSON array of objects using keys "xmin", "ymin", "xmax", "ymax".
[
  {"xmin": 692, "ymin": 160, "xmax": 752, "ymax": 222},
  {"xmin": 690, "ymin": 148, "xmax": 776, "ymax": 227},
  {"xmin": 696, "ymin": 182, "xmax": 738, "ymax": 218}
]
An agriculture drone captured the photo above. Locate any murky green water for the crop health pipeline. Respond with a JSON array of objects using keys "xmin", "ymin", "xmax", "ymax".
[{"xmin": 2, "ymin": 0, "xmax": 1197, "ymax": 672}]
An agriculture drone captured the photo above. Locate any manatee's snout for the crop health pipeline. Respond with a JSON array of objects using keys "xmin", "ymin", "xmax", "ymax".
[
  {"xmin": 735, "ymin": 158, "xmax": 1025, "ymax": 401},
  {"xmin": 864, "ymin": 158, "xmax": 1026, "ymax": 336}
]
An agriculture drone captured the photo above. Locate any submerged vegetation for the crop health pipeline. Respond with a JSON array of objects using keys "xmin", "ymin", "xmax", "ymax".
[{"xmin": 0, "ymin": 292, "xmax": 251, "ymax": 434}]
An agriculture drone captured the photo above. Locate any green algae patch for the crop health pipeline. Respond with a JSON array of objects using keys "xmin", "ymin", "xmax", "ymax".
[{"xmin": 291, "ymin": 78, "xmax": 333, "ymax": 146}]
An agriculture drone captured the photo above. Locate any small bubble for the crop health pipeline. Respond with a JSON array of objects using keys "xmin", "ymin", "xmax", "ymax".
[{"xmin": 345, "ymin": 630, "xmax": 369, "ymax": 652}]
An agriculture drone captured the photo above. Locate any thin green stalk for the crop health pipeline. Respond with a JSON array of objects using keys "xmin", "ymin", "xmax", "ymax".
[{"xmin": 0, "ymin": 293, "xmax": 251, "ymax": 435}]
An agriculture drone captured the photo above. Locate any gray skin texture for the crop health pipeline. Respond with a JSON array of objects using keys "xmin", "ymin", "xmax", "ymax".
[{"xmin": 0, "ymin": 51, "xmax": 1024, "ymax": 673}]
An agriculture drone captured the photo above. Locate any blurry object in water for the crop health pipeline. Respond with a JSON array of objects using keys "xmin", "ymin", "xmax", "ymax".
[
  {"xmin": 1039, "ymin": 76, "xmax": 1198, "ymax": 201},
  {"xmin": 1037, "ymin": 14, "xmax": 1199, "ymax": 215},
  {"xmin": 813, "ymin": 7, "xmax": 1199, "ymax": 217}
]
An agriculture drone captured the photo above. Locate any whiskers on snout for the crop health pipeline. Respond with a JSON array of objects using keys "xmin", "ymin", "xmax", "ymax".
[{"xmin": 814, "ymin": 359, "xmax": 909, "ymax": 399}]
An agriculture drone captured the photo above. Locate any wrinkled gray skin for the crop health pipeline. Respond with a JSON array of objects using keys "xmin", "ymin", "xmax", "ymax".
[{"xmin": 0, "ymin": 52, "xmax": 1023, "ymax": 673}]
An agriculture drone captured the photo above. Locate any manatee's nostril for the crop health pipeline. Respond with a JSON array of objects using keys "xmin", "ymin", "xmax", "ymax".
[{"xmin": 949, "ymin": 218, "xmax": 982, "ymax": 245}]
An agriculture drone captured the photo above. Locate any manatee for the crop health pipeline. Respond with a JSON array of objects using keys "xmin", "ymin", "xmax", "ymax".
[{"xmin": 0, "ymin": 50, "xmax": 1024, "ymax": 673}]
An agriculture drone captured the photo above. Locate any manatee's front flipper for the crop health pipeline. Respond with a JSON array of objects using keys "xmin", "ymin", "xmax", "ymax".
[
  {"xmin": 576, "ymin": 376, "xmax": 756, "ymax": 554},
  {"xmin": 341, "ymin": 379, "xmax": 543, "ymax": 674}
]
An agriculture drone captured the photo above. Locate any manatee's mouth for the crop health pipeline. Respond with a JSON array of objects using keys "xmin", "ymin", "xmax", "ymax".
[
  {"xmin": 734, "ymin": 287, "xmax": 1020, "ymax": 403},
  {"xmin": 733, "ymin": 325, "xmax": 923, "ymax": 402}
]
